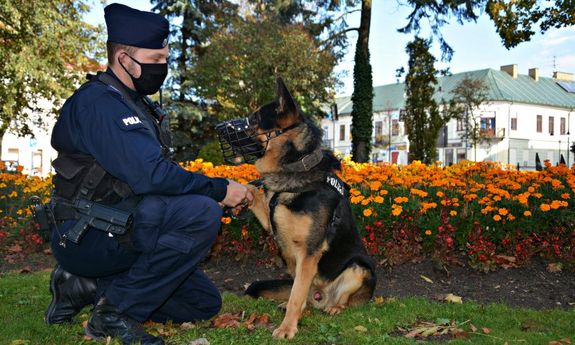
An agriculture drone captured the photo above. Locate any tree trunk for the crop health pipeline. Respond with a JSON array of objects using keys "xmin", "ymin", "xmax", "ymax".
[
  {"xmin": 350, "ymin": 0, "xmax": 373, "ymax": 163},
  {"xmin": 0, "ymin": 124, "xmax": 8, "ymax": 165}
]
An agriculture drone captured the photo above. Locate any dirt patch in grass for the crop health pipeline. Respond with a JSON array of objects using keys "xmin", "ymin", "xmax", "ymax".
[{"xmin": 2, "ymin": 246, "xmax": 574, "ymax": 310}]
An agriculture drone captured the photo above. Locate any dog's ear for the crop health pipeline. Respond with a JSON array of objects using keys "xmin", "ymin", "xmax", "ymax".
[{"xmin": 276, "ymin": 77, "xmax": 299, "ymax": 128}]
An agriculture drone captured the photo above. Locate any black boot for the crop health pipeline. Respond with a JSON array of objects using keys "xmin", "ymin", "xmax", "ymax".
[
  {"xmin": 45, "ymin": 264, "xmax": 97, "ymax": 324},
  {"xmin": 86, "ymin": 297, "xmax": 164, "ymax": 345}
]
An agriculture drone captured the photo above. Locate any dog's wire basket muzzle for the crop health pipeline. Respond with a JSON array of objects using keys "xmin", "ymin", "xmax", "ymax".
[{"xmin": 215, "ymin": 118, "xmax": 266, "ymax": 165}]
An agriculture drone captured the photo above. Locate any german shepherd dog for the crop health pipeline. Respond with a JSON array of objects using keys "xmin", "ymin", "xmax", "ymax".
[{"xmin": 216, "ymin": 78, "xmax": 376, "ymax": 339}]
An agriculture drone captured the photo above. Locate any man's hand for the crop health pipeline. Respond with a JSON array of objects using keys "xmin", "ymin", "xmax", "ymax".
[{"xmin": 220, "ymin": 179, "xmax": 254, "ymax": 208}]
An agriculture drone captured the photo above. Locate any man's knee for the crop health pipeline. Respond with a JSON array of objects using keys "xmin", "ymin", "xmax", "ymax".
[{"xmin": 196, "ymin": 291, "xmax": 222, "ymax": 321}]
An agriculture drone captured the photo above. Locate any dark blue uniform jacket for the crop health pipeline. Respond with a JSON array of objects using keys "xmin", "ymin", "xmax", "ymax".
[{"xmin": 51, "ymin": 69, "xmax": 228, "ymax": 200}]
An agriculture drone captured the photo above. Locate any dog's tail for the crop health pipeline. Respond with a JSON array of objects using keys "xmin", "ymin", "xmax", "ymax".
[{"xmin": 245, "ymin": 279, "xmax": 293, "ymax": 301}]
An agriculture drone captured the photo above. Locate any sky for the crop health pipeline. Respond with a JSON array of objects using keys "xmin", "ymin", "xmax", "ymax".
[{"xmin": 86, "ymin": 0, "xmax": 575, "ymax": 96}]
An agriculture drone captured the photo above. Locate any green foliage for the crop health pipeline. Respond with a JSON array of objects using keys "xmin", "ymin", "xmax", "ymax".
[
  {"xmin": 399, "ymin": 1, "xmax": 574, "ymax": 59},
  {"xmin": 0, "ymin": 0, "xmax": 103, "ymax": 148},
  {"xmin": 197, "ymin": 141, "xmax": 224, "ymax": 166},
  {"xmin": 403, "ymin": 37, "xmax": 448, "ymax": 164},
  {"xmin": 189, "ymin": 19, "xmax": 337, "ymax": 120},
  {"xmin": 350, "ymin": 34, "xmax": 373, "ymax": 163},
  {"xmin": 246, "ymin": 0, "xmax": 359, "ymax": 62},
  {"xmin": 151, "ymin": 0, "xmax": 238, "ymax": 100},
  {"xmin": 486, "ymin": 0, "xmax": 575, "ymax": 49}
]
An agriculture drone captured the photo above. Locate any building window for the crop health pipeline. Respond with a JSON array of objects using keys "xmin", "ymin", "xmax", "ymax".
[
  {"xmin": 374, "ymin": 121, "xmax": 383, "ymax": 144},
  {"xmin": 549, "ymin": 116, "xmax": 554, "ymax": 135},
  {"xmin": 374, "ymin": 121, "xmax": 382, "ymax": 136},
  {"xmin": 456, "ymin": 118, "xmax": 465, "ymax": 131},
  {"xmin": 536, "ymin": 115, "xmax": 542, "ymax": 133},
  {"xmin": 560, "ymin": 117, "xmax": 566, "ymax": 135},
  {"xmin": 480, "ymin": 117, "xmax": 495, "ymax": 136},
  {"xmin": 339, "ymin": 125, "xmax": 345, "ymax": 141},
  {"xmin": 392, "ymin": 119, "xmax": 400, "ymax": 136},
  {"xmin": 511, "ymin": 117, "xmax": 517, "ymax": 131}
]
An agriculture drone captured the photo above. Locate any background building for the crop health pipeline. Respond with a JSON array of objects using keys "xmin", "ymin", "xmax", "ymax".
[{"xmin": 322, "ymin": 65, "xmax": 575, "ymax": 168}]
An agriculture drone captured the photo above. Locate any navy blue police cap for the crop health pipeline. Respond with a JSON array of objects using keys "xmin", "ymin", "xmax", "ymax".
[{"xmin": 104, "ymin": 3, "xmax": 169, "ymax": 49}]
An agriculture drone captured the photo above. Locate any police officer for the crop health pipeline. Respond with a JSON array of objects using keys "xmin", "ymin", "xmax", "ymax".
[{"xmin": 45, "ymin": 4, "xmax": 252, "ymax": 345}]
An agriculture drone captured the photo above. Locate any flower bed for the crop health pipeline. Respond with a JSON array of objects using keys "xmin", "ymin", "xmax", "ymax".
[{"xmin": 2, "ymin": 159, "xmax": 574, "ymax": 271}]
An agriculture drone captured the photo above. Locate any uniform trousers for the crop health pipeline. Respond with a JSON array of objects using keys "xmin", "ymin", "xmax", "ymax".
[{"xmin": 51, "ymin": 194, "xmax": 223, "ymax": 323}]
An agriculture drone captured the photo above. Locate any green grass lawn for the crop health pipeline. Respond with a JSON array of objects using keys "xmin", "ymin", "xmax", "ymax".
[{"xmin": 1, "ymin": 271, "xmax": 573, "ymax": 345}]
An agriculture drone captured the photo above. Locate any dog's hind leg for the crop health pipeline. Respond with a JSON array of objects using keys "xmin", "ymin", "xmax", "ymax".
[
  {"xmin": 324, "ymin": 265, "xmax": 374, "ymax": 315},
  {"xmin": 245, "ymin": 279, "xmax": 293, "ymax": 301}
]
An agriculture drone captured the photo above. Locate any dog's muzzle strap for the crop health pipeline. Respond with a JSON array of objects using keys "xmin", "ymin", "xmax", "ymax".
[{"xmin": 282, "ymin": 148, "xmax": 324, "ymax": 172}]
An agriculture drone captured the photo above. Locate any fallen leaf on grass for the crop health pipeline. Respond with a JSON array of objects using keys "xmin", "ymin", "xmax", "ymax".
[
  {"xmin": 180, "ymin": 322, "xmax": 195, "ymax": 330},
  {"xmin": 444, "ymin": 293, "xmax": 463, "ymax": 304},
  {"xmin": 548, "ymin": 339, "xmax": 572, "ymax": 345},
  {"xmin": 373, "ymin": 296, "xmax": 385, "ymax": 305},
  {"xmin": 212, "ymin": 313, "xmax": 242, "ymax": 329},
  {"xmin": 144, "ymin": 320, "xmax": 179, "ymax": 336},
  {"xmin": 469, "ymin": 323, "xmax": 477, "ymax": 332},
  {"xmin": 482, "ymin": 327, "xmax": 491, "ymax": 334},
  {"xmin": 188, "ymin": 338, "xmax": 210, "ymax": 345},
  {"xmin": 354, "ymin": 325, "xmax": 368, "ymax": 332},
  {"xmin": 402, "ymin": 320, "xmax": 468, "ymax": 339},
  {"xmin": 420, "ymin": 275, "xmax": 433, "ymax": 284},
  {"xmin": 433, "ymin": 293, "xmax": 463, "ymax": 304},
  {"xmin": 213, "ymin": 312, "xmax": 272, "ymax": 331},
  {"xmin": 9, "ymin": 340, "xmax": 30, "ymax": 345}
]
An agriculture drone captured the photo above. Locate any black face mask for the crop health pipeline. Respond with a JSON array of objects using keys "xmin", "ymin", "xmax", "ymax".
[{"xmin": 119, "ymin": 54, "xmax": 167, "ymax": 95}]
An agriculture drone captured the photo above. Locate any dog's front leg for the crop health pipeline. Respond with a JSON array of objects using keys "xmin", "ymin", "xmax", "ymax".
[
  {"xmin": 246, "ymin": 184, "xmax": 271, "ymax": 232},
  {"xmin": 273, "ymin": 253, "xmax": 320, "ymax": 339}
]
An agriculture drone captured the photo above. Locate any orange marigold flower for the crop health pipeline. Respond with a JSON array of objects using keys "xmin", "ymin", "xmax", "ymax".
[
  {"xmin": 394, "ymin": 196, "xmax": 408, "ymax": 204},
  {"xmin": 550, "ymin": 200, "xmax": 562, "ymax": 209},
  {"xmin": 425, "ymin": 229, "xmax": 432, "ymax": 236},
  {"xmin": 523, "ymin": 210, "xmax": 532, "ymax": 217},
  {"xmin": 410, "ymin": 188, "xmax": 428, "ymax": 198},
  {"xmin": 391, "ymin": 204, "xmax": 403, "ymax": 216},
  {"xmin": 493, "ymin": 214, "xmax": 502, "ymax": 221},
  {"xmin": 561, "ymin": 193, "xmax": 570, "ymax": 199},
  {"xmin": 374, "ymin": 196, "xmax": 384, "ymax": 203},
  {"xmin": 540, "ymin": 204, "xmax": 551, "ymax": 212},
  {"xmin": 528, "ymin": 186, "xmax": 535, "ymax": 193},
  {"xmin": 369, "ymin": 181, "xmax": 382, "ymax": 191},
  {"xmin": 363, "ymin": 208, "xmax": 373, "ymax": 217},
  {"xmin": 498, "ymin": 208, "xmax": 508, "ymax": 216},
  {"xmin": 507, "ymin": 214, "xmax": 515, "ymax": 221},
  {"xmin": 450, "ymin": 210, "xmax": 457, "ymax": 216},
  {"xmin": 436, "ymin": 191, "xmax": 444, "ymax": 198},
  {"xmin": 221, "ymin": 217, "xmax": 232, "ymax": 224},
  {"xmin": 379, "ymin": 189, "xmax": 389, "ymax": 196}
]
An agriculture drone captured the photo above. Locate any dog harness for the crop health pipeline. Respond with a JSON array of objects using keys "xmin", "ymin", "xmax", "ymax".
[{"xmin": 268, "ymin": 173, "xmax": 348, "ymax": 244}]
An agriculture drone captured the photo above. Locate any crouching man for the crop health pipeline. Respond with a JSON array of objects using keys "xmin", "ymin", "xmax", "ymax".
[{"xmin": 43, "ymin": 3, "xmax": 252, "ymax": 344}]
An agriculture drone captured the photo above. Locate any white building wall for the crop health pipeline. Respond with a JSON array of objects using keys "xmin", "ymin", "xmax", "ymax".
[
  {"xmin": 439, "ymin": 100, "xmax": 575, "ymax": 168},
  {"xmin": 1, "ymin": 97, "xmax": 58, "ymax": 176},
  {"xmin": 1, "ymin": 118, "xmax": 57, "ymax": 176},
  {"xmin": 323, "ymin": 100, "xmax": 574, "ymax": 169}
]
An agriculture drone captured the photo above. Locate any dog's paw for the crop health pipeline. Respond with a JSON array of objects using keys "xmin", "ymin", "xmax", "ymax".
[
  {"xmin": 324, "ymin": 304, "xmax": 345, "ymax": 315},
  {"xmin": 272, "ymin": 322, "xmax": 298, "ymax": 339}
]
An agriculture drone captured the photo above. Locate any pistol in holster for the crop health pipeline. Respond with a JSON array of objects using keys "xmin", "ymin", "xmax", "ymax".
[
  {"xmin": 65, "ymin": 199, "xmax": 134, "ymax": 244},
  {"xmin": 29, "ymin": 196, "xmax": 53, "ymax": 233}
]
